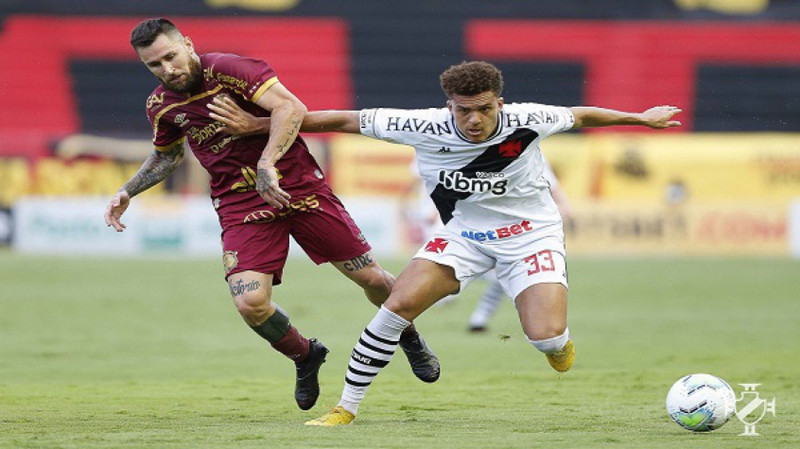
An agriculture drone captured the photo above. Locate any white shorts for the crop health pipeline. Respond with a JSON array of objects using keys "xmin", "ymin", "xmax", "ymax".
[{"xmin": 413, "ymin": 225, "xmax": 568, "ymax": 301}]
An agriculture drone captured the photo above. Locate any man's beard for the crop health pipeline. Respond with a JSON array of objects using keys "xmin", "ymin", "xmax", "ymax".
[{"xmin": 162, "ymin": 58, "xmax": 202, "ymax": 94}]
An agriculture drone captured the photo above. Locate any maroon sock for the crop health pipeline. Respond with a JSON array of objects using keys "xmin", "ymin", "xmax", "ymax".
[{"xmin": 270, "ymin": 325, "xmax": 310, "ymax": 362}]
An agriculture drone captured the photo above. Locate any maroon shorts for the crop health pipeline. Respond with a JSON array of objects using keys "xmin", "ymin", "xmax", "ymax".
[{"xmin": 220, "ymin": 187, "xmax": 371, "ymax": 285}]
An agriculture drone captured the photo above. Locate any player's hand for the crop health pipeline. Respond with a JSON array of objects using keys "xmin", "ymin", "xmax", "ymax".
[
  {"xmin": 256, "ymin": 161, "xmax": 291, "ymax": 208},
  {"xmin": 207, "ymin": 95, "xmax": 267, "ymax": 136},
  {"xmin": 104, "ymin": 190, "xmax": 131, "ymax": 232},
  {"xmin": 641, "ymin": 105, "xmax": 682, "ymax": 129}
]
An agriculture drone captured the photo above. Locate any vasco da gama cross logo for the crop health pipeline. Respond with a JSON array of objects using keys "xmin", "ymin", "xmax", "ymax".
[
  {"xmin": 735, "ymin": 384, "xmax": 776, "ymax": 436},
  {"xmin": 424, "ymin": 238, "xmax": 449, "ymax": 254}
]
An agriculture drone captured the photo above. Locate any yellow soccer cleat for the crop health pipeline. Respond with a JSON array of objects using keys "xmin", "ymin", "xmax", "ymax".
[
  {"xmin": 546, "ymin": 339, "xmax": 575, "ymax": 373},
  {"xmin": 304, "ymin": 406, "xmax": 355, "ymax": 427}
]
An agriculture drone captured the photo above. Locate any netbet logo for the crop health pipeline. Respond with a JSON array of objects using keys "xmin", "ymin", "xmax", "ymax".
[
  {"xmin": 461, "ymin": 219, "xmax": 534, "ymax": 242},
  {"xmin": 437, "ymin": 170, "xmax": 507, "ymax": 195}
]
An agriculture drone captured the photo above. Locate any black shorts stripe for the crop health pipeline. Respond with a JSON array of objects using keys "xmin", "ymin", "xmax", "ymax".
[
  {"xmin": 348, "ymin": 366, "xmax": 378, "ymax": 377},
  {"xmin": 358, "ymin": 337, "xmax": 395, "ymax": 355},
  {"xmin": 363, "ymin": 328, "xmax": 398, "ymax": 346},
  {"xmin": 345, "ymin": 377, "xmax": 372, "ymax": 387},
  {"xmin": 430, "ymin": 128, "xmax": 539, "ymax": 224},
  {"xmin": 351, "ymin": 348, "xmax": 390, "ymax": 367}
]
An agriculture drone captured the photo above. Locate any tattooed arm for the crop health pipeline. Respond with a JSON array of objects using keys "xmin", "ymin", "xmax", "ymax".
[
  {"xmin": 122, "ymin": 143, "xmax": 185, "ymax": 197},
  {"xmin": 104, "ymin": 143, "xmax": 185, "ymax": 232},
  {"xmin": 251, "ymin": 82, "xmax": 307, "ymax": 209}
]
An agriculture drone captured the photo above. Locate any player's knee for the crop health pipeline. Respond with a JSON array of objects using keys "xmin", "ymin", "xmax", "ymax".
[
  {"xmin": 526, "ymin": 326, "xmax": 569, "ymax": 353},
  {"xmin": 383, "ymin": 296, "xmax": 421, "ymax": 321},
  {"xmin": 233, "ymin": 290, "xmax": 272, "ymax": 324},
  {"xmin": 356, "ymin": 267, "xmax": 393, "ymax": 295},
  {"xmin": 527, "ymin": 323, "xmax": 567, "ymax": 341}
]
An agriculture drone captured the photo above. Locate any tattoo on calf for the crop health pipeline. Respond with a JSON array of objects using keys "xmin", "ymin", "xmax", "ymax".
[
  {"xmin": 230, "ymin": 279, "xmax": 261, "ymax": 296},
  {"xmin": 343, "ymin": 253, "xmax": 374, "ymax": 272}
]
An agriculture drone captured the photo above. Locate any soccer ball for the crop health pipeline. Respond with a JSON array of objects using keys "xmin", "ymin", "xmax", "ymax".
[{"xmin": 666, "ymin": 373, "xmax": 736, "ymax": 432}]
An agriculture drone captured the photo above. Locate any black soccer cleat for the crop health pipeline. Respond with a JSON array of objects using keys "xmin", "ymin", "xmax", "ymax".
[
  {"xmin": 294, "ymin": 338, "xmax": 329, "ymax": 410},
  {"xmin": 468, "ymin": 324, "xmax": 487, "ymax": 333},
  {"xmin": 399, "ymin": 334, "xmax": 440, "ymax": 383}
]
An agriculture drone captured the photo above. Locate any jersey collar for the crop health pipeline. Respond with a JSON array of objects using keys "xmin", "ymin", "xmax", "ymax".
[{"xmin": 450, "ymin": 111, "xmax": 505, "ymax": 144}]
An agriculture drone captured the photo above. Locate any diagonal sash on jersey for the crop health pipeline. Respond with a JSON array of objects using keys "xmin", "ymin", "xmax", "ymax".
[{"xmin": 430, "ymin": 128, "xmax": 539, "ymax": 224}]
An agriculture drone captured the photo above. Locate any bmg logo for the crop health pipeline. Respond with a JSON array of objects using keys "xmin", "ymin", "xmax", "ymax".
[{"xmin": 437, "ymin": 170, "xmax": 507, "ymax": 195}]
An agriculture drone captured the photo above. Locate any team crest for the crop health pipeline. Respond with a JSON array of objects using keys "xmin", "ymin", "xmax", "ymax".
[
  {"xmin": 424, "ymin": 238, "xmax": 449, "ymax": 254},
  {"xmin": 498, "ymin": 140, "xmax": 523, "ymax": 158},
  {"xmin": 174, "ymin": 113, "xmax": 189, "ymax": 127},
  {"xmin": 222, "ymin": 250, "xmax": 239, "ymax": 274}
]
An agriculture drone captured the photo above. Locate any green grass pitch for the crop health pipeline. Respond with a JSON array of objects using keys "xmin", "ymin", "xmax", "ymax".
[{"xmin": 1, "ymin": 251, "xmax": 798, "ymax": 448}]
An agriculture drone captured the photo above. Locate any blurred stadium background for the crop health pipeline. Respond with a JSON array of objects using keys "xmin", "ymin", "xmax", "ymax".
[{"xmin": 2, "ymin": 0, "xmax": 800, "ymax": 257}]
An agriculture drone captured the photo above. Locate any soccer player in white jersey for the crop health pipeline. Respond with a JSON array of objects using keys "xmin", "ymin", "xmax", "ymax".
[
  {"xmin": 468, "ymin": 158, "xmax": 572, "ymax": 332},
  {"xmin": 403, "ymin": 155, "xmax": 572, "ymax": 331},
  {"xmin": 207, "ymin": 61, "xmax": 681, "ymax": 426}
]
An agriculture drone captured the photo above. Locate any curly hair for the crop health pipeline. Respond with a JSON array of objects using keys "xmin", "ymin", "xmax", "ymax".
[
  {"xmin": 130, "ymin": 18, "xmax": 181, "ymax": 49},
  {"xmin": 439, "ymin": 61, "xmax": 504, "ymax": 98}
]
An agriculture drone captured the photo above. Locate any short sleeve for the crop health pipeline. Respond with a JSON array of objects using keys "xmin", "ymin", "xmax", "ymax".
[
  {"xmin": 511, "ymin": 103, "xmax": 575, "ymax": 138},
  {"xmin": 203, "ymin": 53, "xmax": 279, "ymax": 102},
  {"xmin": 547, "ymin": 106, "xmax": 575, "ymax": 136},
  {"xmin": 359, "ymin": 109, "xmax": 380, "ymax": 138},
  {"xmin": 145, "ymin": 93, "xmax": 184, "ymax": 151},
  {"xmin": 358, "ymin": 108, "xmax": 435, "ymax": 146}
]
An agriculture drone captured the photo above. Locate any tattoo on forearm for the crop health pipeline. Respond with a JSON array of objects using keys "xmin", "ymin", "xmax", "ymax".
[
  {"xmin": 273, "ymin": 116, "xmax": 302, "ymax": 160},
  {"xmin": 343, "ymin": 253, "xmax": 374, "ymax": 272},
  {"xmin": 230, "ymin": 279, "xmax": 261, "ymax": 296},
  {"xmin": 123, "ymin": 146, "xmax": 184, "ymax": 197},
  {"xmin": 256, "ymin": 115, "xmax": 302, "ymax": 193}
]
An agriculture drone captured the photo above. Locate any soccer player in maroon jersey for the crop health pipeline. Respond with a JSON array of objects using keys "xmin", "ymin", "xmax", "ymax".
[{"xmin": 103, "ymin": 18, "xmax": 439, "ymax": 411}]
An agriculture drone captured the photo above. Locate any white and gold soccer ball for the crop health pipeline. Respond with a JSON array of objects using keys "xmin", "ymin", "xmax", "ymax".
[{"xmin": 666, "ymin": 373, "xmax": 736, "ymax": 432}]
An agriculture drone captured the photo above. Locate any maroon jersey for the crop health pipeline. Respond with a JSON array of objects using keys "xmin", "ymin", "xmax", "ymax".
[{"xmin": 145, "ymin": 53, "xmax": 327, "ymax": 228}]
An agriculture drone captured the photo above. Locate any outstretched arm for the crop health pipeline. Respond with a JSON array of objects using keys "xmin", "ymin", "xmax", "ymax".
[
  {"xmin": 208, "ymin": 96, "xmax": 360, "ymax": 135},
  {"xmin": 104, "ymin": 142, "xmax": 185, "ymax": 232},
  {"xmin": 299, "ymin": 110, "xmax": 360, "ymax": 133},
  {"xmin": 570, "ymin": 105, "xmax": 682, "ymax": 129}
]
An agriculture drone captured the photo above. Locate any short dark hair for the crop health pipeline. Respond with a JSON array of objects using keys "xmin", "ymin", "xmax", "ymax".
[
  {"xmin": 130, "ymin": 18, "xmax": 181, "ymax": 49},
  {"xmin": 439, "ymin": 61, "xmax": 504, "ymax": 98}
]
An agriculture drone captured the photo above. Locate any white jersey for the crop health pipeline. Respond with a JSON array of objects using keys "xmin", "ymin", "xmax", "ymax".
[{"xmin": 360, "ymin": 103, "xmax": 574, "ymax": 242}]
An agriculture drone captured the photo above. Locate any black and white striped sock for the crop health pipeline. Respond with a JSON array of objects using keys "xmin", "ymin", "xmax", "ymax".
[{"xmin": 339, "ymin": 305, "xmax": 409, "ymax": 415}]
